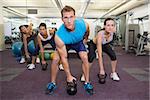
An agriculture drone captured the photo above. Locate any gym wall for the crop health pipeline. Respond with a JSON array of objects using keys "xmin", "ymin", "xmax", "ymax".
[{"xmin": 0, "ymin": 2, "xmax": 5, "ymax": 51}]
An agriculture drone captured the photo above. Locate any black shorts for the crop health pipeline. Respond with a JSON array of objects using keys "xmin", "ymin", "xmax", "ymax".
[{"xmin": 87, "ymin": 40, "xmax": 116, "ymax": 63}]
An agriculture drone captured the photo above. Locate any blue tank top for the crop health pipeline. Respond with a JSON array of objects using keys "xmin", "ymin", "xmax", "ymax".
[{"xmin": 56, "ymin": 19, "xmax": 86, "ymax": 44}]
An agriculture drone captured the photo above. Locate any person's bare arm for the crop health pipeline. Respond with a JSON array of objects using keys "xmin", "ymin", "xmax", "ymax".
[
  {"xmin": 96, "ymin": 31, "xmax": 104, "ymax": 71},
  {"xmin": 54, "ymin": 35, "xmax": 73, "ymax": 81},
  {"xmin": 37, "ymin": 35, "xmax": 45, "ymax": 62},
  {"xmin": 54, "ymin": 35, "xmax": 68, "ymax": 62},
  {"xmin": 23, "ymin": 34, "xmax": 29, "ymax": 58}
]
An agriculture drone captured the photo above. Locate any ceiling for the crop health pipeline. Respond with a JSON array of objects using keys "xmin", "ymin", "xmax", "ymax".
[{"xmin": 2, "ymin": 0, "xmax": 148, "ymax": 20}]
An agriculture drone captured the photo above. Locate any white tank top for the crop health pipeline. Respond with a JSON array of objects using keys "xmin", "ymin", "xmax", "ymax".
[
  {"xmin": 38, "ymin": 30, "xmax": 53, "ymax": 41},
  {"xmin": 101, "ymin": 31, "xmax": 113, "ymax": 45}
]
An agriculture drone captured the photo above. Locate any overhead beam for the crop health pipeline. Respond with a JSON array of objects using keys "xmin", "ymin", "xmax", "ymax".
[
  {"xmin": 94, "ymin": 0, "xmax": 130, "ymax": 22},
  {"xmin": 3, "ymin": 6, "xmax": 26, "ymax": 17},
  {"xmin": 5, "ymin": 6, "xmax": 55, "ymax": 8},
  {"xmin": 80, "ymin": 0, "xmax": 91, "ymax": 17},
  {"xmin": 52, "ymin": 0, "xmax": 63, "ymax": 11},
  {"xmin": 109, "ymin": 0, "xmax": 148, "ymax": 16},
  {"xmin": 3, "ymin": 6, "xmax": 39, "ymax": 21}
]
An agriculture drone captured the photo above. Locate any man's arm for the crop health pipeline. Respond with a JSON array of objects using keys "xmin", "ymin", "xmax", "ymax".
[{"xmin": 54, "ymin": 35, "xmax": 74, "ymax": 81}]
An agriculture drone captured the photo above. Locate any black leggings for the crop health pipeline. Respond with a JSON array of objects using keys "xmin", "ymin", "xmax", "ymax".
[{"xmin": 88, "ymin": 40, "xmax": 116, "ymax": 63}]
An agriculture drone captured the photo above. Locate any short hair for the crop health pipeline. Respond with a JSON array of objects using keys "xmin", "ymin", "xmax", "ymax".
[
  {"xmin": 19, "ymin": 25, "xmax": 24, "ymax": 30},
  {"xmin": 61, "ymin": 5, "xmax": 75, "ymax": 17},
  {"xmin": 24, "ymin": 25, "xmax": 29, "ymax": 28},
  {"xmin": 39, "ymin": 23, "xmax": 47, "ymax": 29},
  {"xmin": 19, "ymin": 25, "xmax": 28, "ymax": 30},
  {"xmin": 104, "ymin": 18, "xmax": 114, "ymax": 25}
]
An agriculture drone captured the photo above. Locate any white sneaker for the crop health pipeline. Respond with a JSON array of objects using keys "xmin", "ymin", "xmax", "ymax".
[
  {"xmin": 80, "ymin": 74, "xmax": 85, "ymax": 82},
  {"xmin": 20, "ymin": 57, "xmax": 25, "ymax": 64},
  {"xmin": 36, "ymin": 57, "xmax": 40, "ymax": 64},
  {"xmin": 27, "ymin": 64, "xmax": 35, "ymax": 70},
  {"xmin": 58, "ymin": 64, "xmax": 64, "ymax": 71},
  {"xmin": 110, "ymin": 72, "xmax": 120, "ymax": 81}
]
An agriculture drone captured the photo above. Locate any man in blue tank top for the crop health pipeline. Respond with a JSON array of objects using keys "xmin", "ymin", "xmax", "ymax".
[{"xmin": 45, "ymin": 5, "xmax": 93, "ymax": 95}]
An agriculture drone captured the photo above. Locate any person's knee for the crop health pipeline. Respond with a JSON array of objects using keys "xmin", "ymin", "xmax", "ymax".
[
  {"xmin": 52, "ymin": 55, "xmax": 60, "ymax": 64},
  {"xmin": 31, "ymin": 49, "xmax": 39, "ymax": 56},
  {"xmin": 88, "ymin": 51, "xmax": 96, "ymax": 63},
  {"xmin": 30, "ymin": 52, "xmax": 37, "ymax": 56},
  {"xmin": 52, "ymin": 58, "xmax": 60, "ymax": 64},
  {"xmin": 80, "ymin": 53, "xmax": 88, "ymax": 62},
  {"xmin": 88, "ymin": 55, "xmax": 95, "ymax": 63},
  {"xmin": 110, "ymin": 55, "xmax": 117, "ymax": 61},
  {"xmin": 28, "ymin": 47, "xmax": 38, "ymax": 57},
  {"xmin": 107, "ymin": 51, "xmax": 116, "ymax": 61}
]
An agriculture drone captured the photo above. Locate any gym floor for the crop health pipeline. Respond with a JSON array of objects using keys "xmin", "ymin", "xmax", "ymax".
[{"xmin": 0, "ymin": 46, "xmax": 149, "ymax": 100}]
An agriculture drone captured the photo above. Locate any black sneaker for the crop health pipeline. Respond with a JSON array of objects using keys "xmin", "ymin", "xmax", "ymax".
[
  {"xmin": 45, "ymin": 82, "xmax": 57, "ymax": 95},
  {"xmin": 83, "ymin": 83, "xmax": 94, "ymax": 95}
]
